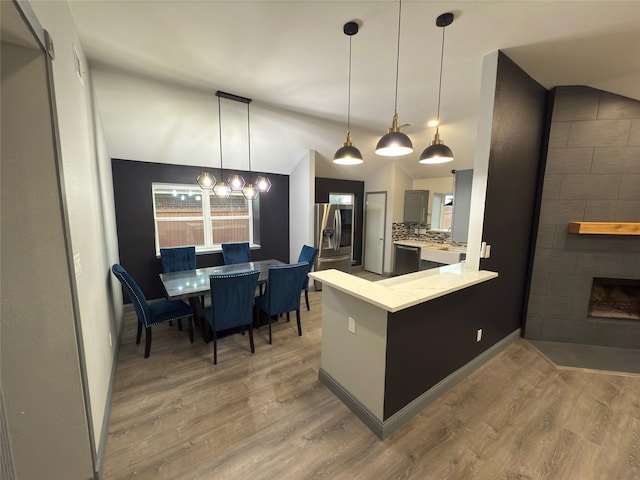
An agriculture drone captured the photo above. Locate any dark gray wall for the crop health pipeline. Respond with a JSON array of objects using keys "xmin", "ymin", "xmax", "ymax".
[
  {"xmin": 525, "ymin": 86, "xmax": 640, "ymax": 348},
  {"xmin": 315, "ymin": 177, "xmax": 364, "ymax": 266},
  {"xmin": 112, "ymin": 159, "xmax": 289, "ymax": 301}
]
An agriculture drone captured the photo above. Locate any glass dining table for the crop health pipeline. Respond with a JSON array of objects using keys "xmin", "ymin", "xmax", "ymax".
[{"xmin": 159, "ymin": 259, "xmax": 283, "ymax": 341}]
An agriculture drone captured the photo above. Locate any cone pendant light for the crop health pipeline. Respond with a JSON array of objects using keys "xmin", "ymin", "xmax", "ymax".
[
  {"xmin": 375, "ymin": 0, "xmax": 412, "ymax": 157},
  {"xmin": 334, "ymin": 21, "xmax": 363, "ymax": 165},
  {"xmin": 420, "ymin": 12, "xmax": 455, "ymax": 164}
]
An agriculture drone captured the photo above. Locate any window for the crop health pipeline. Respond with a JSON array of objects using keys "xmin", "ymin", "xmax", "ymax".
[
  {"xmin": 329, "ymin": 193, "xmax": 354, "ymax": 205},
  {"xmin": 152, "ymin": 183, "xmax": 253, "ymax": 254}
]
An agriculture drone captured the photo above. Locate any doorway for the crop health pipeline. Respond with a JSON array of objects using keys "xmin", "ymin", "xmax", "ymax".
[{"xmin": 364, "ymin": 192, "xmax": 387, "ymax": 275}]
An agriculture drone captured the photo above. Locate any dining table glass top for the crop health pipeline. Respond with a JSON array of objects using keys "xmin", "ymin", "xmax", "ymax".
[{"xmin": 160, "ymin": 259, "xmax": 283, "ymax": 300}]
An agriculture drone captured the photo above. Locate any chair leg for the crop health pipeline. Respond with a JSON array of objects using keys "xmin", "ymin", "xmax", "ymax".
[
  {"xmin": 188, "ymin": 316, "xmax": 194, "ymax": 343},
  {"xmin": 296, "ymin": 309, "xmax": 302, "ymax": 336},
  {"xmin": 286, "ymin": 311, "xmax": 290, "ymax": 322},
  {"xmin": 136, "ymin": 322, "xmax": 142, "ymax": 344},
  {"xmin": 212, "ymin": 328, "xmax": 218, "ymax": 365},
  {"xmin": 178, "ymin": 318, "xmax": 183, "ymax": 331},
  {"xmin": 305, "ymin": 288, "xmax": 310, "ymax": 311},
  {"xmin": 248, "ymin": 323, "xmax": 255, "ymax": 354},
  {"xmin": 144, "ymin": 327, "xmax": 152, "ymax": 358},
  {"xmin": 268, "ymin": 315, "xmax": 272, "ymax": 345}
]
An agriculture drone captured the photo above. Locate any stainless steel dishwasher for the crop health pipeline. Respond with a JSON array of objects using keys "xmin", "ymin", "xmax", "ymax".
[{"xmin": 392, "ymin": 244, "xmax": 421, "ymax": 276}]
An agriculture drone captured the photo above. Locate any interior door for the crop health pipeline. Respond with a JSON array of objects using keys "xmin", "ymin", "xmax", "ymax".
[{"xmin": 364, "ymin": 192, "xmax": 386, "ymax": 274}]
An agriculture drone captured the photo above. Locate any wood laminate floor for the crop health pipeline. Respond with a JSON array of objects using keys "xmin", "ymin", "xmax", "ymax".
[{"xmin": 102, "ymin": 291, "xmax": 640, "ymax": 480}]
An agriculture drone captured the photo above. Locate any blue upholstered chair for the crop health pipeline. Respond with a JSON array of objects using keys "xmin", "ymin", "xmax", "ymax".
[
  {"xmin": 160, "ymin": 246, "xmax": 196, "ymax": 272},
  {"xmin": 255, "ymin": 263, "xmax": 308, "ymax": 344},
  {"xmin": 297, "ymin": 245, "xmax": 319, "ymax": 311},
  {"xmin": 160, "ymin": 245, "xmax": 204, "ymax": 310},
  {"xmin": 221, "ymin": 242, "xmax": 251, "ymax": 265},
  {"xmin": 202, "ymin": 269, "xmax": 260, "ymax": 364},
  {"xmin": 111, "ymin": 264, "xmax": 193, "ymax": 358}
]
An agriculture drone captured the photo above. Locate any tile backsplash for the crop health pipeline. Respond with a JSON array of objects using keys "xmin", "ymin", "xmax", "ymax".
[{"xmin": 392, "ymin": 222, "xmax": 462, "ymax": 245}]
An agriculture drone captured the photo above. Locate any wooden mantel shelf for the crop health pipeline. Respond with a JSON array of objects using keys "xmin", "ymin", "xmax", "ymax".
[{"xmin": 568, "ymin": 222, "xmax": 640, "ymax": 235}]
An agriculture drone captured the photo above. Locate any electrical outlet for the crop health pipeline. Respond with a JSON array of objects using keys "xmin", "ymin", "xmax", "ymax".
[
  {"xmin": 348, "ymin": 317, "xmax": 356, "ymax": 334},
  {"xmin": 476, "ymin": 329, "xmax": 483, "ymax": 342}
]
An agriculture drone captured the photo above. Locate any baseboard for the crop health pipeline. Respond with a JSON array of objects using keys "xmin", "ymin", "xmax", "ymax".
[
  {"xmin": 381, "ymin": 328, "xmax": 521, "ymax": 438},
  {"xmin": 94, "ymin": 310, "xmax": 124, "ymax": 478},
  {"xmin": 319, "ymin": 328, "xmax": 521, "ymax": 440},
  {"xmin": 318, "ymin": 369, "xmax": 384, "ymax": 439}
]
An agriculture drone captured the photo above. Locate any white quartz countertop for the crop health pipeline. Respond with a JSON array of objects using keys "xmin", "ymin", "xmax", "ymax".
[
  {"xmin": 393, "ymin": 239, "xmax": 467, "ymax": 253},
  {"xmin": 309, "ymin": 264, "xmax": 497, "ymax": 313}
]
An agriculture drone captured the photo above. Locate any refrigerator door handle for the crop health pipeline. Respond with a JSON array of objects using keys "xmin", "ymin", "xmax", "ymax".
[{"xmin": 335, "ymin": 208, "xmax": 341, "ymax": 252}]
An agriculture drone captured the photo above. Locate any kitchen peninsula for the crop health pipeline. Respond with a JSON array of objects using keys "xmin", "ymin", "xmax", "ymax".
[{"xmin": 309, "ymin": 264, "xmax": 507, "ymax": 439}]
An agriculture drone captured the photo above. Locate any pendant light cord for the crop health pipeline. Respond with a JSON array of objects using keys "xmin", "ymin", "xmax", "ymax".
[
  {"xmin": 393, "ymin": 0, "xmax": 402, "ymax": 113},
  {"xmin": 247, "ymin": 102, "xmax": 252, "ymax": 174},
  {"xmin": 436, "ymin": 24, "xmax": 446, "ymax": 123},
  {"xmin": 218, "ymin": 95, "xmax": 224, "ymax": 175},
  {"xmin": 347, "ymin": 33, "xmax": 353, "ymax": 133}
]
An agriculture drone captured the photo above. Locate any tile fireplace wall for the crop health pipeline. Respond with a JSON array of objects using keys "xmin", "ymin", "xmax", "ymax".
[{"xmin": 525, "ymin": 86, "xmax": 640, "ymax": 348}]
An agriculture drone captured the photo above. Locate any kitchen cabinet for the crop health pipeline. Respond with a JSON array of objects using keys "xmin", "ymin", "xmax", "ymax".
[
  {"xmin": 451, "ymin": 169, "xmax": 473, "ymax": 243},
  {"xmin": 403, "ymin": 190, "xmax": 429, "ymax": 224}
]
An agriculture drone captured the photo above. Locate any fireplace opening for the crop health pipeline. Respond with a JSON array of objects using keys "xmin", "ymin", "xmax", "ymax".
[{"xmin": 588, "ymin": 277, "xmax": 640, "ymax": 321}]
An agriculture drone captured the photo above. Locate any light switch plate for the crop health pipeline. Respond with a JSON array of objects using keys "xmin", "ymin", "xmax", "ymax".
[
  {"xmin": 348, "ymin": 317, "xmax": 356, "ymax": 334},
  {"xmin": 73, "ymin": 253, "xmax": 82, "ymax": 277}
]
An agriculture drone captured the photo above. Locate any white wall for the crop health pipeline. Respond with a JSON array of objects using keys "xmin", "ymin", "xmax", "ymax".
[
  {"xmin": 466, "ymin": 51, "xmax": 499, "ymax": 271},
  {"xmin": 1, "ymin": 40, "xmax": 93, "ymax": 480},
  {"xmin": 289, "ymin": 150, "xmax": 316, "ymax": 262},
  {"xmin": 30, "ymin": 0, "xmax": 121, "ymax": 465},
  {"xmin": 90, "ymin": 65, "xmax": 373, "ymax": 178},
  {"xmin": 364, "ymin": 163, "xmax": 412, "ymax": 275}
]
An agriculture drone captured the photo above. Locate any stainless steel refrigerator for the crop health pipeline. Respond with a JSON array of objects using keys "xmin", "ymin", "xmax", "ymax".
[{"xmin": 314, "ymin": 203, "xmax": 353, "ymax": 290}]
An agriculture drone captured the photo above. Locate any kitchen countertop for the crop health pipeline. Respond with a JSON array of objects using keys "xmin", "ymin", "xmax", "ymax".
[
  {"xmin": 393, "ymin": 239, "xmax": 467, "ymax": 253},
  {"xmin": 309, "ymin": 264, "xmax": 497, "ymax": 313}
]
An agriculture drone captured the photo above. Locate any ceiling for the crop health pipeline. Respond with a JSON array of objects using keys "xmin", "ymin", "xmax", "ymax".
[{"xmin": 67, "ymin": 0, "xmax": 640, "ymax": 180}]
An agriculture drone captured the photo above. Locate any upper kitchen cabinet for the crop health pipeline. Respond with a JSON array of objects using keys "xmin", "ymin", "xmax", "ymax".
[
  {"xmin": 403, "ymin": 190, "xmax": 429, "ymax": 224},
  {"xmin": 451, "ymin": 170, "xmax": 473, "ymax": 243}
]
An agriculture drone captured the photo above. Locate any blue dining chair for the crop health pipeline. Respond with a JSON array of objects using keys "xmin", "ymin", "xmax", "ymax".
[
  {"xmin": 202, "ymin": 269, "xmax": 260, "ymax": 364},
  {"xmin": 111, "ymin": 264, "xmax": 193, "ymax": 358},
  {"xmin": 160, "ymin": 245, "xmax": 204, "ymax": 311},
  {"xmin": 255, "ymin": 262, "xmax": 308, "ymax": 344},
  {"xmin": 297, "ymin": 245, "xmax": 319, "ymax": 311},
  {"xmin": 221, "ymin": 242, "xmax": 251, "ymax": 265},
  {"xmin": 160, "ymin": 246, "xmax": 196, "ymax": 272}
]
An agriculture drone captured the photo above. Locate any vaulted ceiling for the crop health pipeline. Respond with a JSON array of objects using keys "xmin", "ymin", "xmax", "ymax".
[{"xmin": 68, "ymin": 0, "xmax": 640, "ymax": 179}]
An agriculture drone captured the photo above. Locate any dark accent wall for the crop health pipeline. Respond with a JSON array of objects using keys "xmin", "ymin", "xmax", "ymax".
[
  {"xmin": 112, "ymin": 159, "xmax": 289, "ymax": 301},
  {"xmin": 525, "ymin": 87, "xmax": 640, "ymax": 348},
  {"xmin": 315, "ymin": 177, "xmax": 364, "ymax": 265},
  {"xmin": 384, "ymin": 282, "xmax": 493, "ymax": 419},
  {"xmin": 382, "ymin": 51, "xmax": 548, "ymax": 418}
]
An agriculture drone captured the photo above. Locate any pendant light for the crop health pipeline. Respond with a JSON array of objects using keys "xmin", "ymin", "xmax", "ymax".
[
  {"xmin": 196, "ymin": 97, "xmax": 218, "ymax": 189},
  {"xmin": 419, "ymin": 12, "xmax": 455, "ymax": 164},
  {"xmin": 213, "ymin": 92, "xmax": 231, "ymax": 199},
  {"xmin": 334, "ymin": 21, "xmax": 363, "ymax": 165},
  {"xmin": 375, "ymin": 0, "xmax": 412, "ymax": 157},
  {"xmin": 255, "ymin": 175, "xmax": 271, "ymax": 193},
  {"xmin": 242, "ymin": 100, "xmax": 259, "ymax": 200}
]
